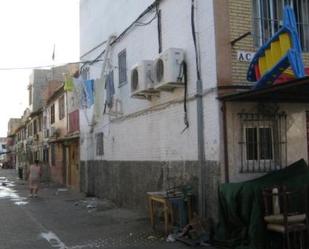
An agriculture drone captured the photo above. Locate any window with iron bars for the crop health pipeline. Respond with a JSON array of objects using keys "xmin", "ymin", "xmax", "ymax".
[
  {"xmin": 96, "ymin": 132, "xmax": 104, "ymax": 156},
  {"xmin": 253, "ymin": 0, "xmax": 309, "ymax": 52},
  {"xmin": 239, "ymin": 112, "xmax": 287, "ymax": 173}
]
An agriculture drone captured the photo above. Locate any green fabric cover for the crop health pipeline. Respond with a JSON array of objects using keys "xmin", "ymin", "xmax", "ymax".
[{"xmin": 214, "ymin": 159, "xmax": 309, "ymax": 249}]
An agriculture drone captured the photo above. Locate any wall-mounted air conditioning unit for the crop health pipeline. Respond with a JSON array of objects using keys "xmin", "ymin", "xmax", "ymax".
[
  {"xmin": 130, "ymin": 60, "xmax": 158, "ymax": 99},
  {"xmin": 154, "ymin": 48, "xmax": 185, "ymax": 90}
]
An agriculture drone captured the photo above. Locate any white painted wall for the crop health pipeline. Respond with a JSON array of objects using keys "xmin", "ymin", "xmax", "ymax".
[{"xmin": 79, "ymin": 0, "xmax": 221, "ymax": 162}]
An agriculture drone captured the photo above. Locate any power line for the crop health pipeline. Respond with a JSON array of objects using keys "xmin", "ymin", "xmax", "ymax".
[
  {"xmin": 0, "ymin": 60, "xmax": 103, "ymax": 71},
  {"xmin": 0, "ymin": 1, "xmax": 160, "ymax": 72}
]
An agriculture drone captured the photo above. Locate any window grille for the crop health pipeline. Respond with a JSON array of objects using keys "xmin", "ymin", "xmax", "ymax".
[
  {"xmin": 118, "ymin": 49, "xmax": 127, "ymax": 85},
  {"xmin": 253, "ymin": 0, "xmax": 309, "ymax": 52},
  {"xmin": 96, "ymin": 132, "xmax": 104, "ymax": 156},
  {"xmin": 50, "ymin": 104, "xmax": 55, "ymax": 124},
  {"xmin": 239, "ymin": 112, "xmax": 287, "ymax": 173}
]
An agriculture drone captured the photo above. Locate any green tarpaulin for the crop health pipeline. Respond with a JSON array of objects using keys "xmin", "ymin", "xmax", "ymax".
[{"xmin": 214, "ymin": 159, "xmax": 309, "ymax": 249}]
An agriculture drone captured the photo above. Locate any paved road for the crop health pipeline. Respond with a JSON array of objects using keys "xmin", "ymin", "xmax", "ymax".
[{"xmin": 0, "ymin": 169, "xmax": 207, "ymax": 249}]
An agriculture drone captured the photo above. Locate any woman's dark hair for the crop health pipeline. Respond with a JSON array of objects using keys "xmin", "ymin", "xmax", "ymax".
[{"xmin": 34, "ymin": 160, "xmax": 39, "ymax": 164}]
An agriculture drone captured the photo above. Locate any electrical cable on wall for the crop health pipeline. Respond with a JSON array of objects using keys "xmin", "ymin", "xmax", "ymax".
[
  {"xmin": 178, "ymin": 61, "xmax": 189, "ymax": 133},
  {"xmin": 191, "ymin": 0, "xmax": 201, "ymax": 81},
  {"xmin": 80, "ymin": 0, "xmax": 161, "ymax": 61}
]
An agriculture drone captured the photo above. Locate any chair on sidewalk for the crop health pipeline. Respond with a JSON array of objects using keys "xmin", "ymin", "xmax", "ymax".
[{"xmin": 262, "ymin": 185, "xmax": 309, "ymax": 249}]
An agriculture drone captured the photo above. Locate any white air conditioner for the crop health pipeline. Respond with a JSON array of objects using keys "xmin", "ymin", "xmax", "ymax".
[
  {"xmin": 130, "ymin": 60, "xmax": 158, "ymax": 98},
  {"xmin": 154, "ymin": 48, "xmax": 185, "ymax": 90}
]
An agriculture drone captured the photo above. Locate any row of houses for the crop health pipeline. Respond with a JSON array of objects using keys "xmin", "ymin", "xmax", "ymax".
[
  {"xmin": 7, "ymin": 64, "xmax": 81, "ymax": 189},
  {"xmin": 6, "ymin": 0, "xmax": 309, "ymax": 220}
]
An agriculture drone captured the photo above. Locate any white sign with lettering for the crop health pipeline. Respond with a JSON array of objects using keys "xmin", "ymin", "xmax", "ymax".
[{"xmin": 237, "ymin": 51, "xmax": 256, "ymax": 62}]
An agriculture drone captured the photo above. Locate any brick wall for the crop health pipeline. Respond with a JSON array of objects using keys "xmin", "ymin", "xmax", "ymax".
[{"xmin": 228, "ymin": 0, "xmax": 309, "ymax": 83}]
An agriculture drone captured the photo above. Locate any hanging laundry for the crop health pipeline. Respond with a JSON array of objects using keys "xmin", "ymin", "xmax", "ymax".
[
  {"xmin": 72, "ymin": 77, "xmax": 84, "ymax": 108},
  {"xmin": 83, "ymin": 79, "xmax": 94, "ymax": 108},
  {"xmin": 64, "ymin": 76, "xmax": 74, "ymax": 92},
  {"xmin": 105, "ymin": 71, "xmax": 115, "ymax": 108}
]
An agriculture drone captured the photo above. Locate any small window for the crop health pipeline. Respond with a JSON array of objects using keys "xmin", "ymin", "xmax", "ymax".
[
  {"xmin": 28, "ymin": 123, "xmax": 33, "ymax": 137},
  {"xmin": 96, "ymin": 132, "xmax": 104, "ymax": 156},
  {"xmin": 51, "ymin": 144, "xmax": 55, "ymax": 166},
  {"xmin": 33, "ymin": 119, "xmax": 37, "ymax": 135},
  {"xmin": 239, "ymin": 112, "xmax": 287, "ymax": 173},
  {"xmin": 50, "ymin": 104, "xmax": 55, "ymax": 124},
  {"xmin": 59, "ymin": 95, "xmax": 65, "ymax": 120},
  {"xmin": 43, "ymin": 116, "xmax": 47, "ymax": 130},
  {"xmin": 118, "ymin": 49, "xmax": 127, "ymax": 85},
  {"xmin": 245, "ymin": 127, "xmax": 273, "ymax": 161},
  {"xmin": 29, "ymin": 85, "xmax": 33, "ymax": 105},
  {"xmin": 43, "ymin": 148, "xmax": 49, "ymax": 163},
  {"xmin": 38, "ymin": 116, "xmax": 42, "ymax": 132}
]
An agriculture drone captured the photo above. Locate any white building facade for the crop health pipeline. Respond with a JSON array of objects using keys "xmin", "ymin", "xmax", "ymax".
[{"xmin": 79, "ymin": 0, "xmax": 222, "ymax": 217}]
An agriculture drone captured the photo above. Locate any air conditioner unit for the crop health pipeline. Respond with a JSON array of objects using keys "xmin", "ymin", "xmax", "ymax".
[
  {"xmin": 130, "ymin": 60, "xmax": 158, "ymax": 98},
  {"xmin": 154, "ymin": 48, "xmax": 185, "ymax": 90}
]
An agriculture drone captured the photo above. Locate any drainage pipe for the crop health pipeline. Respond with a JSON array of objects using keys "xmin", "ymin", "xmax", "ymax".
[{"xmin": 191, "ymin": 0, "xmax": 206, "ymax": 218}]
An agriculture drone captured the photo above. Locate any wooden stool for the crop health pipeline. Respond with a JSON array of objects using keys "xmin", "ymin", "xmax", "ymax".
[{"xmin": 147, "ymin": 192, "xmax": 174, "ymax": 235}]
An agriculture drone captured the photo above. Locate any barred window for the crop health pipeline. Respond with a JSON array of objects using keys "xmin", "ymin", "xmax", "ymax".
[
  {"xmin": 239, "ymin": 112, "xmax": 287, "ymax": 173},
  {"xmin": 253, "ymin": 0, "xmax": 309, "ymax": 52},
  {"xmin": 50, "ymin": 104, "xmax": 55, "ymax": 124},
  {"xmin": 118, "ymin": 49, "xmax": 127, "ymax": 86},
  {"xmin": 96, "ymin": 132, "xmax": 104, "ymax": 156}
]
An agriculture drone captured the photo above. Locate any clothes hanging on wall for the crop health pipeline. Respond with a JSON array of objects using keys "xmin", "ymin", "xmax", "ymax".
[
  {"xmin": 64, "ymin": 76, "xmax": 74, "ymax": 92},
  {"xmin": 72, "ymin": 77, "xmax": 84, "ymax": 108},
  {"xmin": 83, "ymin": 79, "xmax": 94, "ymax": 108},
  {"xmin": 105, "ymin": 71, "xmax": 115, "ymax": 108}
]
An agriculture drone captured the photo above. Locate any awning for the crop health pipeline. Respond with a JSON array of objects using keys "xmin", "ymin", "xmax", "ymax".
[
  {"xmin": 219, "ymin": 76, "xmax": 309, "ymax": 103},
  {"xmin": 48, "ymin": 134, "xmax": 79, "ymax": 144}
]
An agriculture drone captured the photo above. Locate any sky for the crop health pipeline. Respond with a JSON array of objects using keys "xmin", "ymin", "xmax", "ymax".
[{"xmin": 0, "ymin": 0, "xmax": 79, "ymax": 137}]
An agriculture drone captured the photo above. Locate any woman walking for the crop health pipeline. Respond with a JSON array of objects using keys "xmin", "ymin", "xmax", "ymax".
[{"xmin": 28, "ymin": 160, "xmax": 42, "ymax": 198}]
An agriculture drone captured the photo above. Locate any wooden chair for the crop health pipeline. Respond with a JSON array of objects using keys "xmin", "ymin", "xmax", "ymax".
[{"xmin": 262, "ymin": 185, "xmax": 309, "ymax": 249}]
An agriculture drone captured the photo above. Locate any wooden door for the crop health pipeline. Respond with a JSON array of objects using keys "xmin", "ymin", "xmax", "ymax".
[{"xmin": 69, "ymin": 141, "xmax": 80, "ymax": 190}]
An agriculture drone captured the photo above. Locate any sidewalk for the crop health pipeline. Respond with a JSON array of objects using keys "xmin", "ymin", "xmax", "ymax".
[{"xmin": 0, "ymin": 169, "xmax": 212, "ymax": 249}]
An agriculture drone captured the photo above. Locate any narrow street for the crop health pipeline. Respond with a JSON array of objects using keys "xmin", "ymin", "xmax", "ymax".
[{"xmin": 0, "ymin": 169, "xmax": 191, "ymax": 249}]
